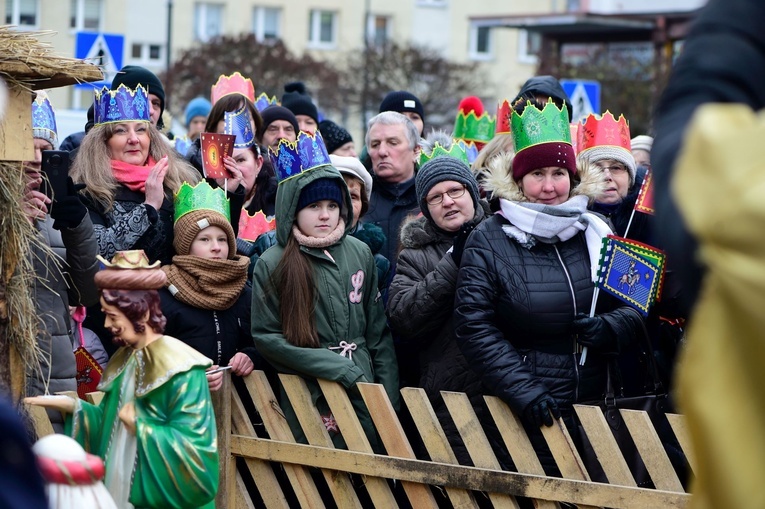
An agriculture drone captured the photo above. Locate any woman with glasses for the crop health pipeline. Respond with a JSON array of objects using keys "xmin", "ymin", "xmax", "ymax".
[{"xmin": 387, "ymin": 133, "xmax": 490, "ymax": 465}]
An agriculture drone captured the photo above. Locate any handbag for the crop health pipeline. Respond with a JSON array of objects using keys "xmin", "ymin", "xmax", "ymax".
[{"xmin": 576, "ymin": 316, "xmax": 688, "ymax": 488}]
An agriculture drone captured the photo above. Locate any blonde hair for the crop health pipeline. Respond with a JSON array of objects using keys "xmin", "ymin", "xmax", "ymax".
[
  {"xmin": 471, "ymin": 133, "xmax": 514, "ymax": 176},
  {"xmin": 70, "ymin": 122, "xmax": 200, "ymax": 211}
]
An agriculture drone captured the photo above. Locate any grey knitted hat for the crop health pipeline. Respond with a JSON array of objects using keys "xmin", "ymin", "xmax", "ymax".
[{"xmin": 416, "ymin": 156, "xmax": 480, "ymax": 224}]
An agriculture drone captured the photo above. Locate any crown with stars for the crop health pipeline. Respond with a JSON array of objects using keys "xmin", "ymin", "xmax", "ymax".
[
  {"xmin": 211, "ymin": 72, "xmax": 256, "ymax": 105},
  {"xmin": 32, "ymin": 91, "xmax": 58, "ymax": 146},
  {"xmin": 238, "ymin": 210, "xmax": 276, "ymax": 241},
  {"xmin": 578, "ymin": 111, "xmax": 632, "ymax": 154},
  {"xmin": 268, "ymin": 130, "xmax": 332, "ymax": 182},
  {"xmin": 254, "ymin": 92, "xmax": 279, "ymax": 112},
  {"xmin": 173, "ymin": 181, "xmax": 231, "ymax": 223},
  {"xmin": 94, "ymin": 84, "xmax": 150, "ymax": 125},
  {"xmin": 511, "ymin": 100, "xmax": 572, "ymax": 155},
  {"xmin": 224, "ymin": 104, "xmax": 255, "ymax": 149}
]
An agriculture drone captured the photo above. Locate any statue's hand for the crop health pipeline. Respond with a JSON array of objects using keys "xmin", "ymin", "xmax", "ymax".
[
  {"xmin": 24, "ymin": 395, "xmax": 76, "ymax": 414},
  {"xmin": 119, "ymin": 402, "xmax": 137, "ymax": 435}
]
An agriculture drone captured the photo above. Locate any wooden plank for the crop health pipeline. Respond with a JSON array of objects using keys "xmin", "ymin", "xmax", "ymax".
[
  {"xmin": 317, "ymin": 378, "xmax": 398, "ymax": 508},
  {"xmin": 231, "ymin": 436, "xmax": 691, "ymax": 508},
  {"xmin": 620, "ymin": 409, "xmax": 684, "ymax": 493},
  {"xmin": 401, "ymin": 387, "xmax": 479, "ymax": 509},
  {"xmin": 358, "ymin": 383, "xmax": 439, "ymax": 508},
  {"xmin": 484, "ymin": 396, "xmax": 560, "ymax": 509},
  {"xmin": 666, "ymin": 413, "xmax": 695, "ymax": 473},
  {"xmin": 574, "ymin": 405, "xmax": 637, "ymax": 487},
  {"xmin": 442, "ymin": 391, "xmax": 520, "ymax": 509},
  {"xmin": 243, "ymin": 372, "xmax": 326, "ymax": 508},
  {"xmin": 0, "ymin": 87, "xmax": 34, "ymax": 162},
  {"xmin": 230, "ymin": 385, "xmax": 289, "ymax": 509},
  {"xmin": 235, "ymin": 471, "xmax": 257, "ymax": 509},
  {"xmin": 25, "ymin": 402, "xmax": 54, "ymax": 437},
  {"xmin": 85, "ymin": 391, "xmax": 104, "ymax": 406},
  {"xmin": 277, "ymin": 375, "xmax": 362, "ymax": 508},
  {"xmin": 212, "ymin": 373, "xmax": 233, "ymax": 509}
]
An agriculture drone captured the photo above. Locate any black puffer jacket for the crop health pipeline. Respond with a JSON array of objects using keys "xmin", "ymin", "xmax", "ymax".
[{"xmin": 454, "ymin": 214, "xmax": 642, "ymax": 418}]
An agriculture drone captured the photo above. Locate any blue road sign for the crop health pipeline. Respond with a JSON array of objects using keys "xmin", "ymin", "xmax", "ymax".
[
  {"xmin": 560, "ymin": 79, "xmax": 601, "ymax": 123},
  {"xmin": 75, "ymin": 32, "xmax": 124, "ymax": 89}
]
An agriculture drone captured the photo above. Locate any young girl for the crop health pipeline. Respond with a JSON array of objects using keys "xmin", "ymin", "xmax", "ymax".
[{"xmin": 251, "ymin": 138, "xmax": 399, "ymax": 450}]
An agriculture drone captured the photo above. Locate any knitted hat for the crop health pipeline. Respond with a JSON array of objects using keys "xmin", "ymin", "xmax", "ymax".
[
  {"xmin": 282, "ymin": 82, "xmax": 319, "ymax": 125},
  {"xmin": 631, "ymin": 135, "xmax": 653, "ymax": 153},
  {"xmin": 297, "ymin": 178, "xmax": 344, "ymax": 211},
  {"xmin": 379, "ymin": 90, "xmax": 425, "ymax": 121},
  {"xmin": 111, "ymin": 65, "xmax": 165, "ymax": 128},
  {"xmin": 258, "ymin": 105, "xmax": 299, "ymax": 138},
  {"xmin": 416, "ymin": 156, "xmax": 480, "ymax": 224},
  {"xmin": 184, "ymin": 97, "xmax": 212, "ymax": 127},
  {"xmin": 330, "ymin": 154, "xmax": 372, "ymax": 202},
  {"xmin": 319, "ymin": 120, "xmax": 353, "ymax": 154},
  {"xmin": 173, "ymin": 209, "xmax": 236, "ymax": 258}
]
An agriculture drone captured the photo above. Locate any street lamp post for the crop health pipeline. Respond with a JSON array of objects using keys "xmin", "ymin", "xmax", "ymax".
[{"xmin": 166, "ymin": 0, "xmax": 173, "ymax": 111}]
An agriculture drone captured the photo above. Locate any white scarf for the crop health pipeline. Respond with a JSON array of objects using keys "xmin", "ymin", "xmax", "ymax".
[{"xmin": 497, "ymin": 195, "xmax": 612, "ymax": 282}]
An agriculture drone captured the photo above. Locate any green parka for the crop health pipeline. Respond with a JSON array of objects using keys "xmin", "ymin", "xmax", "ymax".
[{"xmin": 251, "ymin": 165, "xmax": 399, "ymax": 450}]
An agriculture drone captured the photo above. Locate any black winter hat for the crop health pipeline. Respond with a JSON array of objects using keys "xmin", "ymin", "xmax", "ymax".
[
  {"xmin": 297, "ymin": 178, "xmax": 344, "ymax": 211},
  {"xmin": 318, "ymin": 120, "xmax": 353, "ymax": 154},
  {"xmin": 111, "ymin": 65, "xmax": 166, "ymax": 128},
  {"xmin": 415, "ymin": 156, "xmax": 480, "ymax": 225},
  {"xmin": 379, "ymin": 90, "xmax": 425, "ymax": 121},
  {"xmin": 282, "ymin": 82, "xmax": 319, "ymax": 125},
  {"xmin": 258, "ymin": 105, "xmax": 299, "ymax": 138}
]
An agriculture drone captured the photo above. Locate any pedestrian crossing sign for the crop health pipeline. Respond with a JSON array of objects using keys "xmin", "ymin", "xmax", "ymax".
[
  {"xmin": 75, "ymin": 32, "xmax": 124, "ymax": 88},
  {"xmin": 560, "ymin": 79, "xmax": 601, "ymax": 124}
]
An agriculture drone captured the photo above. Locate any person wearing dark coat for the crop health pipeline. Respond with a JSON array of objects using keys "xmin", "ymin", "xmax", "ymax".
[{"xmin": 512, "ymin": 75, "xmax": 573, "ymax": 122}]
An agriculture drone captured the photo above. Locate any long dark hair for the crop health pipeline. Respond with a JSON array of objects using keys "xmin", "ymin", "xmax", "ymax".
[
  {"xmin": 204, "ymin": 95, "xmax": 263, "ymax": 139},
  {"xmin": 275, "ymin": 234, "xmax": 318, "ymax": 347}
]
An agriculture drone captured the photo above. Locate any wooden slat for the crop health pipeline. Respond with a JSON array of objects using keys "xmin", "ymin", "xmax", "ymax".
[
  {"xmin": 574, "ymin": 405, "xmax": 637, "ymax": 487},
  {"xmin": 25, "ymin": 402, "xmax": 54, "ymax": 437},
  {"xmin": 317, "ymin": 378, "xmax": 398, "ymax": 508},
  {"xmin": 484, "ymin": 396, "xmax": 560, "ymax": 509},
  {"xmin": 358, "ymin": 383, "xmax": 438, "ymax": 508},
  {"xmin": 213, "ymin": 373, "xmax": 233, "ymax": 509},
  {"xmin": 620, "ymin": 409, "xmax": 684, "ymax": 492},
  {"xmin": 442, "ymin": 391, "xmax": 520, "ymax": 509},
  {"xmin": 243, "ymin": 372, "xmax": 326, "ymax": 508},
  {"xmin": 230, "ymin": 385, "xmax": 290, "ymax": 509},
  {"xmin": 85, "ymin": 391, "xmax": 104, "ymax": 406},
  {"xmin": 666, "ymin": 413, "xmax": 695, "ymax": 473},
  {"xmin": 235, "ymin": 471, "xmax": 257, "ymax": 509},
  {"xmin": 401, "ymin": 388, "xmax": 479, "ymax": 509},
  {"xmin": 231, "ymin": 436, "xmax": 691, "ymax": 508}
]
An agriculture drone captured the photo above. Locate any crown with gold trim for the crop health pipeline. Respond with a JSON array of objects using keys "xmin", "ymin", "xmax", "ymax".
[
  {"xmin": 511, "ymin": 100, "xmax": 571, "ymax": 154},
  {"xmin": 94, "ymin": 84, "xmax": 150, "ymax": 125},
  {"xmin": 268, "ymin": 130, "xmax": 332, "ymax": 182},
  {"xmin": 420, "ymin": 140, "xmax": 470, "ymax": 167},
  {"xmin": 569, "ymin": 124, "xmax": 581, "ymax": 155},
  {"xmin": 254, "ymin": 92, "xmax": 279, "ymax": 112},
  {"xmin": 495, "ymin": 99, "xmax": 512, "ymax": 135},
  {"xmin": 32, "ymin": 91, "xmax": 58, "ymax": 147},
  {"xmin": 238, "ymin": 210, "xmax": 276, "ymax": 241},
  {"xmin": 578, "ymin": 111, "xmax": 631, "ymax": 154},
  {"xmin": 453, "ymin": 97, "xmax": 495, "ymax": 144},
  {"xmin": 224, "ymin": 104, "xmax": 255, "ymax": 149},
  {"xmin": 173, "ymin": 181, "xmax": 231, "ymax": 223},
  {"xmin": 211, "ymin": 72, "xmax": 256, "ymax": 105},
  {"xmin": 458, "ymin": 140, "xmax": 479, "ymax": 164}
]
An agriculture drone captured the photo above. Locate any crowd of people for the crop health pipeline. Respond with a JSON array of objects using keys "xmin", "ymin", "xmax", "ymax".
[{"xmin": 16, "ymin": 56, "xmax": 690, "ymax": 505}]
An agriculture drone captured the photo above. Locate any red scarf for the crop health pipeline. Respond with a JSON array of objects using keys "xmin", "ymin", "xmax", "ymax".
[{"xmin": 111, "ymin": 156, "xmax": 156, "ymax": 193}]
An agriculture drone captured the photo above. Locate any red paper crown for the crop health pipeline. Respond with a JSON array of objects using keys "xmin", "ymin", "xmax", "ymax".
[
  {"xmin": 495, "ymin": 99, "xmax": 512, "ymax": 135},
  {"xmin": 569, "ymin": 124, "xmax": 581, "ymax": 155},
  {"xmin": 578, "ymin": 111, "xmax": 631, "ymax": 154},
  {"xmin": 211, "ymin": 72, "xmax": 256, "ymax": 105},
  {"xmin": 238, "ymin": 210, "xmax": 276, "ymax": 242}
]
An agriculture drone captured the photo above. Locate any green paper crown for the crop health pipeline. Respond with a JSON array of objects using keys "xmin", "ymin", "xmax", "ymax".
[
  {"xmin": 419, "ymin": 141, "xmax": 470, "ymax": 167},
  {"xmin": 511, "ymin": 100, "xmax": 571, "ymax": 154},
  {"xmin": 453, "ymin": 110, "xmax": 496, "ymax": 144},
  {"xmin": 173, "ymin": 181, "xmax": 231, "ymax": 223}
]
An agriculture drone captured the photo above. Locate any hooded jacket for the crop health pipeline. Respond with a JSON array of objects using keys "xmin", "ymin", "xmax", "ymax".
[
  {"xmin": 251, "ymin": 165, "xmax": 399, "ymax": 450},
  {"xmin": 513, "ymin": 75, "xmax": 573, "ymax": 122}
]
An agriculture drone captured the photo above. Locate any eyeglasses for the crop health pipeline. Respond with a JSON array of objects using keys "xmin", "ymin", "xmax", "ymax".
[
  {"xmin": 426, "ymin": 185, "xmax": 467, "ymax": 206},
  {"xmin": 599, "ymin": 165, "xmax": 628, "ymax": 175}
]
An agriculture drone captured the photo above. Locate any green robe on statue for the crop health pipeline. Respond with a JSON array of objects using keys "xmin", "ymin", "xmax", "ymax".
[{"xmin": 66, "ymin": 335, "xmax": 219, "ymax": 509}]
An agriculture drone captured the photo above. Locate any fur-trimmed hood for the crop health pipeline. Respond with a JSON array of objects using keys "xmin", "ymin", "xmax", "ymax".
[
  {"xmin": 479, "ymin": 152, "xmax": 609, "ymax": 204},
  {"xmin": 399, "ymin": 199, "xmax": 491, "ymax": 249}
]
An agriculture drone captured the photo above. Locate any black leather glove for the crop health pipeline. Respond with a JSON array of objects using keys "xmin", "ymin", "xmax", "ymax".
[
  {"xmin": 524, "ymin": 393, "xmax": 561, "ymax": 427},
  {"xmin": 50, "ymin": 178, "xmax": 87, "ymax": 230},
  {"xmin": 572, "ymin": 313, "xmax": 616, "ymax": 351},
  {"xmin": 450, "ymin": 221, "xmax": 477, "ymax": 266}
]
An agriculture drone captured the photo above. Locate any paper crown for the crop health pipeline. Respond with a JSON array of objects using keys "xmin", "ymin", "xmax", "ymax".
[
  {"xmin": 569, "ymin": 124, "xmax": 581, "ymax": 155},
  {"xmin": 97, "ymin": 250, "xmax": 160, "ymax": 269},
  {"xmin": 578, "ymin": 111, "xmax": 631, "ymax": 154},
  {"xmin": 238, "ymin": 210, "xmax": 276, "ymax": 242},
  {"xmin": 458, "ymin": 140, "xmax": 480, "ymax": 164},
  {"xmin": 94, "ymin": 84, "xmax": 150, "ymax": 125},
  {"xmin": 453, "ymin": 110, "xmax": 496, "ymax": 144},
  {"xmin": 420, "ymin": 140, "xmax": 470, "ymax": 167},
  {"xmin": 511, "ymin": 101, "xmax": 572, "ymax": 154},
  {"xmin": 32, "ymin": 91, "xmax": 57, "ymax": 144},
  {"xmin": 254, "ymin": 92, "xmax": 279, "ymax": 112},
  {"xmin": 224, "ymin": 104, "xmax": 255, "ymax": 149},
  {"xmin": 211, "ymin": 72, "xmax": 256, "ymax": 105},
  {"xmin": 173, "ymin": 181, "xmax": 231, "ymax": 223},
  {"xmin": 495, "ymin": 99, "xmax": 512, "ymax": 135},
  {"xmin": 174, "ymin": 135, "xmax": 192, "ymax": 156},
  {"xmin": 268, "ymin": 130, "xmax": 332, "ymax": 182}
]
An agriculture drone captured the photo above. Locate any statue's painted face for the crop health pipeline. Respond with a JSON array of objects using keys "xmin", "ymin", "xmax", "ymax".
[{"xmin": 101, "ymin": 296, "xmax": 145, "ymax": 349}]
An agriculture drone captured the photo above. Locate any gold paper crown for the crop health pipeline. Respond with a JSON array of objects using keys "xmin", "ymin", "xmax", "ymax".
[{"xmin": 211, "ymin": 72, "xmax": 256, "ymax": 105}]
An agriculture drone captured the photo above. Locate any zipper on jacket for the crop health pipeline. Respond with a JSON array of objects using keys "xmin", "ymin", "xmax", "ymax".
[{"xmin": 553, "ymin": 244, "xmax": 580, "ymax": 401}]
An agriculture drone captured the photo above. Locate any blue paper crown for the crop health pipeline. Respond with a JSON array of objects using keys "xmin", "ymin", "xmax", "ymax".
[
  {"xmin": 268, "ymin": 131, "xmax": 332, "ymax": 182},
  {"xmin": 32, "ymin": 91, "xmax": 57, "ymax": 145},
  {"xmin": 254, "ymin": 92, "xmax": 279, "ymax": 112},
  {"xmin": 94, "ymin": 84, "xmax": 151, "ymax": 125},
  {"xmin": 457, "ymin": 140, "xmax": 479, "ymax": 164},
  {"xmin": 224, "ymin": 105, "xmax": 254, "ymax": 149}
]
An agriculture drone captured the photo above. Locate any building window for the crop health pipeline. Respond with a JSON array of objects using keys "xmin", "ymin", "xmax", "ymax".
[
  {"xmin": 5, "ymin": 0, "xmax": 39, "ymax": 27},
  {"xmin": 308, "ymin": 10, "xmax": 337, "ymax": 49},
  {"xmin": 416, "ymin": 0, "xmax": 447, "ymax": 6},
  {"xmin": 469, "ymin": 24, "xmax": 492, "ymax": 60},
  {"xmin": 252, "ymin": 6, "xmax": 281, "ymax": 42},
  {"xmin": 70, "ymin": 0, "xmax": 102, "ymax": 31},
  {"xmin": 367, "ymin": 15, "xmax": 390, "ymax": 48},
  {"xmin": 130, "ymin": 42, "xmax": 163, "ymax": 63},
  {"xmin": 518, "ymin": 29, "xmax": 542, "ymax": 64},
  {"xmin": 194, "ymin": 3, "xmax": 224, "ymax": 42}
]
